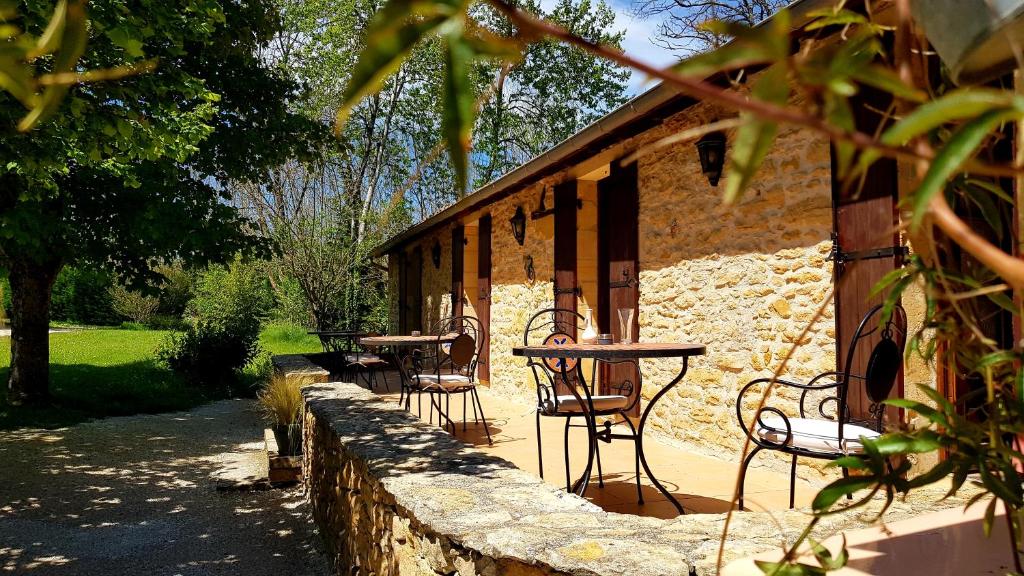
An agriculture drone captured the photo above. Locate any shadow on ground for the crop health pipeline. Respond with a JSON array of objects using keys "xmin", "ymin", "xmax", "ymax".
[{"xmin": 0, "ymin": 399, "xmax": 327, "ymax": 575}]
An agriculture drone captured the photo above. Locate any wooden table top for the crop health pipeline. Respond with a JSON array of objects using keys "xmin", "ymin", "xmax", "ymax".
[
  {"xmin": 359, "ymin": 334, "xmax": 457, "ymax": 347},
  {"xmin": 308, "ymin": 330, "xmax": 367, "ymax": 337},
  {"xmin": 512, "ymin": 342, "xmax": 706, "ymax": 359}
]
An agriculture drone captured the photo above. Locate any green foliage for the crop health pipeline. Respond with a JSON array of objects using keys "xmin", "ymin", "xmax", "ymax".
[
  {"xmin": 269, "ymin": 274, "xmax": 312, "ymax": 328},
  {"xmin": 157, "ymin": 258, "xmax": 273, "ymax": 389},
  {"xmin": 50, "ymin": 266, "xmax": 121, "ymax": 325},
  {"xmin": 107, "ymin": 284, "xmax": 160, "ymax": 325},
  {"xmin": 0, "ymin": 0, "xmax": 91, "ymax": 130}
]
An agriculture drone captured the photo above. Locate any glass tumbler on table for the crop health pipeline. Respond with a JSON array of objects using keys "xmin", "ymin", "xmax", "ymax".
[{"xmin": 617, "ymin": 308, "xmax": 635, "ymax": 344}]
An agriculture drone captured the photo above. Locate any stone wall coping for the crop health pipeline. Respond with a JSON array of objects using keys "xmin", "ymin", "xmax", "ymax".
[{"xmin": 302, "ymin": 382, "xmax": 976, "ymax": 575}]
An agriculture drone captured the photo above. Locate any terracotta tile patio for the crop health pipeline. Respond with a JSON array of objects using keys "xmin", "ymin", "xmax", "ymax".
[{"xmin": 364, "ymin": 371, "xmax": 815, "ymax": 518}]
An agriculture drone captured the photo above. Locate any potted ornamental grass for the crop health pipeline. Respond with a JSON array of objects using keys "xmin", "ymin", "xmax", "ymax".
[{"xmin": 258, "ymin": 375, "xmax": 304, "ymax": 457}]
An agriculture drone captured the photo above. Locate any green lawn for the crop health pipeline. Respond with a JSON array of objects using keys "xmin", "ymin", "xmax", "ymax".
[{"xmin": 0, "ymin": 324, "xmax": 322, "ymax": 430}]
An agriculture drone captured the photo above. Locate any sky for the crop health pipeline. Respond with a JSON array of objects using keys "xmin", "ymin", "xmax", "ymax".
[{"xmin": 538, "ymin": 0, "xmax": 681, "ymax": 95}]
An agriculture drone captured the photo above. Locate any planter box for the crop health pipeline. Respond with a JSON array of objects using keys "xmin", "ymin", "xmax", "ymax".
[{"xmin": 264, "ymin": 427, "xmax": 302, "ymax": 485}]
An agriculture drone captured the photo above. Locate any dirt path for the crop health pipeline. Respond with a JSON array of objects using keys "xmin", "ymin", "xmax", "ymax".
[{"xmin": 0, "ymin": 400, "xmax": 328, "ymax": 575}]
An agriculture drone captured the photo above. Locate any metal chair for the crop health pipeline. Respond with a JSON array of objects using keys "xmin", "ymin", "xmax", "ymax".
[
  {"xmin": 523, "ymin": 308, "xmax": 645, "ymax": 503},
  {"xmin": 399, "ymin": 315, "xmax": 492, "ymax": 444},
  {"xmin": 735, "ymin": 303, "xmax": 908, "ymax": 510},
  {"xmin": 345, "ymin": 333, "xmax": 389, "ymax": 392}
]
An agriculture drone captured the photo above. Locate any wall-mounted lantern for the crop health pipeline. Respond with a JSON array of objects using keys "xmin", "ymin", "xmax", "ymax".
[
  {"xmin": 509, "ymin": 206, "xmax": 527, "ymax": 246},
  {"xmin": 431, "ymin": 240, "xmax": 441, "ymax": 268},
  {"xmin": 696, "ymin": 131, "xmax": 727, "ymax": 187}
]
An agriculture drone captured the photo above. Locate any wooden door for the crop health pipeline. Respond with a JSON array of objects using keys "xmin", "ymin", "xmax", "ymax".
[
  {"xmin": 554, "ymin": 181, "xmax": 579, "ymax": 328},
  {"xmin": 477, "ymin": 215, "xmax": 491, "ymax": 383},
  {"xmin": 832, "ymin": 89, "xmax": 902, "ymax": 423},
  {"xmin": 598, "ymin": 161, "xmax": 641, "ymax": 416},
  {"xmin": 451, "ymin": 226, "xmax": 465, "ymax": 318},
  {"xmin": 401, "ymin": 247, "xmax": 424, "ymax": 334}
]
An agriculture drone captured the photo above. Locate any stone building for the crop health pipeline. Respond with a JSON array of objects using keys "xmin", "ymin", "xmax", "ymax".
[{"xmin": 372, "ymin": 0, "xmax": 1011, "ymax": 476}]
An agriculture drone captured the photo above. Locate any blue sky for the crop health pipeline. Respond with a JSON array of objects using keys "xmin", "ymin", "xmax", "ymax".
[{"xmin": 539, "ymin": 0, "xmax": 680, "ymax": 95}]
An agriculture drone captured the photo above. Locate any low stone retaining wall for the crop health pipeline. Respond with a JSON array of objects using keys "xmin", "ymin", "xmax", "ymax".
[
  {"xmin": 300, "ymin": 380, "xmax": 975, "ymax": 576},
  {"xmin": 272, "ymin": 353, "xmax": 330, "ymax": 385}
]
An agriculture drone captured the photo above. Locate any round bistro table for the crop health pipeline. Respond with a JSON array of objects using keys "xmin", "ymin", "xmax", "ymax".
[
  {"xmin": 308, "ymin": 330, "xmax": 368, "ymax": 353},
  {"xmin": 360, "ymin": 334, "xmax": 461, "ymax": 415},
  {"xmin": 512, "ymin": 342, "xmax": 706, "ymax": 515}
]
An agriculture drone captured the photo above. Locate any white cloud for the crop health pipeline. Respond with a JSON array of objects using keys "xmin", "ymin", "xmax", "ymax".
[{"xmin": 605, "ymin": 0, "xmax": 677, "ymax": 94}]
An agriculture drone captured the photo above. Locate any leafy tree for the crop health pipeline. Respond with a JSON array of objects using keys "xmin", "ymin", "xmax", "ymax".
[
  {"xmin": 629, "ymin": 0, "xmax": 788, "ymax": 53},
  {"xmin": 1, "ymin": 0, "xmax": 317, "ymax": 405},
  {"xmin": 473, "ymin": 0, "xmax": 630, "ymax": 186}
]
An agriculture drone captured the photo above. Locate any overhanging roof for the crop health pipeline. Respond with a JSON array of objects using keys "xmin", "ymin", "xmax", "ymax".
[{"xmin": 372, "ymin": 0, "xmax": 829, "ymax": 258}]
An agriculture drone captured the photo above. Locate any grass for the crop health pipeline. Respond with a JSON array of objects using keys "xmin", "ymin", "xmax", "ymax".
[
  {"xmin": 260, "ymin": 322, "xmax": 322, "ymax": 355},
  {"xmin": 0, "ymin": 323, "xmax": 323, "ymax": 430}
]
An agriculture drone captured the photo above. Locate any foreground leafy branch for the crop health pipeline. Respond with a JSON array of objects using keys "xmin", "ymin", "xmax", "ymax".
[{"xmin": 337, "ymin": 0, "xmax": 1024, "ymax": 572}]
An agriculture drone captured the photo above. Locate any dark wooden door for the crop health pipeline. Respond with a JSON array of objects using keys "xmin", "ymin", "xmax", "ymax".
[
  {"xmin": 401, "ymin": 247, "xmax": 424, "ymax": 334},
  {"xmin": 832, "ymin": 89, "xmax": 902, "ymax": 423},
  {"xmin": 598, "ymin": 161, "xmax": 641, "ymax": 416},
  {"xmin": 451, "ymin": 226, "xmax": 465, "ymax": 318},
  {"xmin": 554, "ymin": 181, "xmax": 578, "ymax": 328},
  {"xmin": 477, "ymin": 215, "xmax": 491, "ymax": 382}
]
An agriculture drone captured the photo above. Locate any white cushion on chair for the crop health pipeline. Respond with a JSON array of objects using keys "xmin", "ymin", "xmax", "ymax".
[
  {"xmin": 545, "ymin": 394, "xmax": 629, "ymax": 413},
  {"xmin": 418, "ymin": 374, "xmax": 473, "ymax": 389},
  {"xmin": 756, "ymin": 417, "xmax": 879, "ymax": 454}
]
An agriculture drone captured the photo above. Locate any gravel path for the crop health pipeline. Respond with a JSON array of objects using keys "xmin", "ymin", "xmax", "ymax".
[{"xmin": 0, "ymin": 400, "xmax": 329, "ymax": 575}]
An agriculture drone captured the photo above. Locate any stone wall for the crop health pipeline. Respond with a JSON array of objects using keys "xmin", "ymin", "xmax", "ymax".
[
  {"xmin": 420, "ymin": 231, "xmax": 454, "ymax": 332},
  {"xmin": 634, "ymin": 102, "xmax": 836, "ymax": 470},
  {"xmin": 301, "ymin": 381, "xmax": 975, "ymax": 576}
]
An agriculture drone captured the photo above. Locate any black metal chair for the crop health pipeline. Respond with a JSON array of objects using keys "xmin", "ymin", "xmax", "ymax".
[
  {"xmin": 735, "ymin": 303, "xmax": 908, "ymax": 510},
  {"xmin": 345, "ymin": 333, "xmax": 389, "ymax": 392},
  {"xmin": 523, "ymin": 308, "xmax": 645, "ymax": 503},
  {"xmin": 399, "ymin": 315, "xmax": 492, "ymax": 445}
]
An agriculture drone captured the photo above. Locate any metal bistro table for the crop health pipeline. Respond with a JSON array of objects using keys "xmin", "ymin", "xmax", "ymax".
[
  {"xmin": 358, "ymin": 333, "xmax": 458, "ymax": 404},
  {"xmin": 512, "ymin": 341, "xmax": 706, "ymax": 515},
  {"xmin": 309, "ymin": 330, "xmax": 368, "ymax": 353}
]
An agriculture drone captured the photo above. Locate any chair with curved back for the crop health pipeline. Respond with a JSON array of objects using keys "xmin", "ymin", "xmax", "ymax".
[
  {"xmin": 398, "ymin": 315, "xmax": 492, "ymax": 444},
  {"xmin": 345, "ymin": 332, "xmax": 389, "ymax": 392},
  {"xmin": 735, "ymin": 303, "xmax": 908, "ymax": 510},
  {"xmin": 523, "ymin": 308, "xmax": 645, "ymax": 503}
]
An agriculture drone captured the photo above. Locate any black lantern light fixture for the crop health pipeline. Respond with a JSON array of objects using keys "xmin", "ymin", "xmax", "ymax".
[
  {"xmin": 695, "ymin": 131, "xmax": 726, "ymax": 187},
  {"xmin": 431, "ymin": 240, "xmax": 441, "ymax": 268},
  {"xmin": 509, "ymin": 205, "xmax": 527, "ymax": 246}
]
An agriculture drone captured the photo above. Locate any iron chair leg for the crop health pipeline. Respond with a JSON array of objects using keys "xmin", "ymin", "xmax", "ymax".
[
  {"xmin": 789, "ymin": 455, "xmax": 798, "ymax": 509},
  {"xmin": 470, "ymin": 387, "xmax": 492, "ymax": 445},
  {"xmin": 536, "ymin": 411, "xmax": 544, "ymax": 480},
  {"xmin": 595, "ymin": 439, "xmax": 605, "ymax": 488},
  {"xmin": 463, "ymin": 394, "xmax": 468, "ymax": 431},
  {"xmin": 737, "ymin": 446, "xmax": 762, "ymax": 511},
  {"xmin": 563, "ymin": 418, "xmax": 572, "ymax": 492}
]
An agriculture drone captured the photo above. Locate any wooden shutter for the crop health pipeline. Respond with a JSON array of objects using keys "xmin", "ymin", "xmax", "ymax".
[
  {"xmin": 477, "ymin": 215, "xmax": 491, "ymax": 382},
  {"xmin": 554, "ymin": 181, "xmax": 579, "ymax": 329},
  {"xmin": 598, "ymin": 161, "xmax": 641, "ymax": 416},
  {"xmin": 451, "ymin": 226, "xmax": 465, "ymax": 318},
  {"xmin": 407, "ymin": 247, "xmax": 424, "ymax": 334},
  {"xmin": 832, "ymin": 88, "xmax": 902, "ymax": 423}
]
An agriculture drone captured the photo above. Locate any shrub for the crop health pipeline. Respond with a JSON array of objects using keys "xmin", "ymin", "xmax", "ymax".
[
  {"xmin": 50, "ymin": 267, "xmax": 122, "ymax": 325},
  {"xmin": 157, "ymin": 257, "xmax": 272, "ymax": 389},
  {"xmin": 156, "ymin": 319, "xmax": 261, "ymax": 389},
  {"xmin": 108, "ymin": 284, "xmax": 161, "ymax": 325},
  {"xmin": 270, "ymin": 274, "xmax": 312, "ymax": 327},
  {"xmin": 154, "ymin": 263, "xmax": 193, "ymax": 317},
  {"xmin": 146, "ymin": 314, "xmax": 187, "ymax": 331}
]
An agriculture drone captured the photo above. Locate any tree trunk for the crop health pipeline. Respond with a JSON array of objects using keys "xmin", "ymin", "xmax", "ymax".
[{"xmin": 7, "ymin": 259, "xmax": 61, "ymax": 406}]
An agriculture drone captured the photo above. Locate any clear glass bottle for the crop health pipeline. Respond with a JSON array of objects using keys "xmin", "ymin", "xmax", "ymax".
[{"xmin": 581, "ymin": 308, "xmax": 598, "ymax": 343}]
